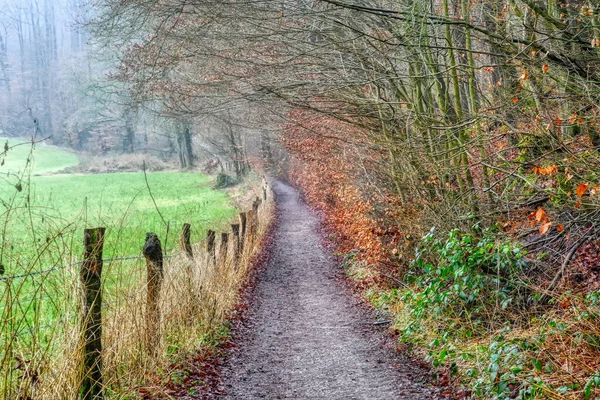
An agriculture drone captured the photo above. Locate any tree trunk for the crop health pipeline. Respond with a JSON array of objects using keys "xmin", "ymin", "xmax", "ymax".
[
  {"xmin": 123, "ymin": 107, "xmax": 137, "ymax": 153},
  {"xmin": 177, "ymin": 122, "xmax": 194, "ymax": 169}
]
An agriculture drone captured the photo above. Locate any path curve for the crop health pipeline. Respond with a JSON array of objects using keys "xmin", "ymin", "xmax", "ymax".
[{"xmin": 221, "ymin": 180, "xmax": 442, "ymax": 399}]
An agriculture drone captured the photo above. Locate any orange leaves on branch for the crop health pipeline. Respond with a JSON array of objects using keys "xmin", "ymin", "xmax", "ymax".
[
  {"xmin": 568, "ymin": 113, "xmax": 578, "ymax": 124},
  {"xmin": 576, "ymin": 183, "xmax": 589, "ymax": 197},
  {"xmin": 591, "ymin": 184, "xmax": 600, "ymax": 196},
  {"xmin": 529, "ymin": 206, "xmax": 553, "ymax": 235},
  {"xmin": 581, "ymin": 6, "xmax": 594, "ymax": 17},
  {"xmin": 512, "ymin": 97, "xmax": 519, "ymax": 104},
  {"xmin": 558, "ymin": 297, "xmax": 571, "ymax": 309},
  {"xmin": 542, "ymin": 64, "xmax": 549, "ymax": 73},
  {"xmin": 518, "ymin": 69, "xmax": 529, "ymax": 82},
  {"xmin": 556, "ymin": 224, "xmax": 564, "ymax": 233},
  {"xmin": 533, "ymin": 165, "xmax": 558, "ymax": 175}
]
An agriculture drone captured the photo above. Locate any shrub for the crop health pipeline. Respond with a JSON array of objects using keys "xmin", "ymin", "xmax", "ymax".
[{"xmin": 213, "ymin": 173, "xmax": 237, "ymax": 189}]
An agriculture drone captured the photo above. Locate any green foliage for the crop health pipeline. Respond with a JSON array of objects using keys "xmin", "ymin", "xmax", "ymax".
[
  {"xmin": 404, "ymin": 227, "xmax": 527, "ymax": 336},
  {"xmin": 401, "ymin": 227, "xmax": 534, "ymax": 398}
]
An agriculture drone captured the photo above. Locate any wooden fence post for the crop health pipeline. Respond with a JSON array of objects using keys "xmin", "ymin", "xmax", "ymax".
[
  {"xmin": 245, "ymin": 209, "xmax": 256, "ymax": 248},
  {"xmin": 219, "ymin": 232, "xmax": 229, "ymax": 267},
  {"xmin": 80, "ymin": 227, "xmax": 105, "ymax": 400},
  {"xmin": 180, "ymin": 223, "xmax": 196, "ymax": 303},
  {"xmin": 239, "ymin": 213, "xmax": 247, "ymax": 252},
  {"xmin": 231, "ymin": 223, "xmax": 241, "ymax": 264},
  {"xmin": 143, "ymin": 232, "xmax": 163, "ymax": 354},
  {"xmin": 180, "ymin": 223, "xmax": 193, "ymax": 259},
  {"xmin": 206, "ymin": 229, "xmax": 216, "ymax": 263},
  {"xmin": 253, "ymin": 197, "xmax": 260, "ymax": 212}
]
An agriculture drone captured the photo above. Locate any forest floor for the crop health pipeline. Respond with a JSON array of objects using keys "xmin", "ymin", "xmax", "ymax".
[{"xmin": 175, "ymin": 180, "xmax": 448, "ymax": 399}]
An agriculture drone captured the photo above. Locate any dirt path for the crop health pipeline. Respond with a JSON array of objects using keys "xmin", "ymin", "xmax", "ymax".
[{"xmin": 221, "ymin": 180, "xmax": 444, "ymax": 399}]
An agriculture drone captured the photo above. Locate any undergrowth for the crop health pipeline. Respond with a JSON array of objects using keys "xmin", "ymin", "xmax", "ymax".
[{"xmin": 343, "ymin": 227, "xmax": 600, "ymax": 399}]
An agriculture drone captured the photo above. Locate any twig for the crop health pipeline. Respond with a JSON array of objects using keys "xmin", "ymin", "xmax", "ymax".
[
  {"xmin": 374, "ymin": 319, "xmax": 393, "ymax": 325},
  {"xmin": 142, "ymin": 160, "xmax": 168, "ymax": 229},
  {"xmin": 374, "ymin": 262, "xmax": 412, "ymax": 290},
  {"xmin": 543, "ymin": 225, "xmax": 596, "ymax": 301}
]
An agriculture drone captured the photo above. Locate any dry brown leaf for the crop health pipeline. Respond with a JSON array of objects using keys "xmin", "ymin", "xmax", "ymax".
[
  {"xmin": 518, "ymin": 69, "xmax": 528, "ymax": 81},
  {"xmin": 539, "ymin": 222, "xmax": 552, "ymax": 235},
  {"xmin": 535, "ymin": 207, "xmax": 546, "ymax": 222},
  {"xmin": 576, "ymin": 183, "xmax": 589, "ymax": 198}
]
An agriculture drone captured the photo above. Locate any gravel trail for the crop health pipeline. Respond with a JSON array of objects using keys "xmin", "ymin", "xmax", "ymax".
[{"xmin": 221, "ymin": 180, "xmax": 443, "ymax": 399}]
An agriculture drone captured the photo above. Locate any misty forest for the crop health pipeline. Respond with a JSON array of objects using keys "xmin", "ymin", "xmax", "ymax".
[{"xmin": 1, "ymin": 0, "xmax": 600, "ymax": 399}]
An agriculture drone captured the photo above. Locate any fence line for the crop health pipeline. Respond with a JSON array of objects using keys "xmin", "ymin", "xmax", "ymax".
[
  {"xmin": 0, "ymin": 248, "xmax": 208, "ymax": 317},
  {"xmin": 0, "ymin": 241, "xmax": 209, "ymax": 282}
]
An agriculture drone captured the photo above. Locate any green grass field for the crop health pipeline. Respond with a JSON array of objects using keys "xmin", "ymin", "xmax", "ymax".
[
  {"xmin": 9, "ymin": 171, "xmax": 237, "ymax": 260},
  {"xmin": 0, "ymin": 138, "xmax": 80, "ymax": 174},
  {"xmin": 1, "ymin": 139, "xmax": 237, "ymax": 267},
  {"xmin": 0, "ymin": 139, "xmax": 239, "ymax": 345}
]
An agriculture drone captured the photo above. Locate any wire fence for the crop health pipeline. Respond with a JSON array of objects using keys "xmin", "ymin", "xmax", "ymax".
[
  {"xmin": 0, "ymin": 244, "xmax": 206, "ymax": 339},
  {"xmin": 0, "ymin": 244, "xmax": 206, "ymax": 282}
]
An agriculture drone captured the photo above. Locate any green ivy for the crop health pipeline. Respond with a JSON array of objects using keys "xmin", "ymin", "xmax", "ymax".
[{"xmin": 402, "ymin": 226, "xmax": 533, "ymax": 398}]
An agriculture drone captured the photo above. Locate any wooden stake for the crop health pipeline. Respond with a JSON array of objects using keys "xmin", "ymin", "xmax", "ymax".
[
  {"xmin": 179, "ymin": 223, "xmax": 193, "ymax": 259},
  {"xmin": 80, "ymin": 227, "xmax": 105, "ymax": 400},
  {"xmin": 239, "ymin": 213, "xmax": 247, "ymax": 252},
  {"xmin": 245, "ymin": 209, "xmax": 256, "ymax": 248},
  {"xmin": 206, "ymin": 229, "xmax": 216, "ymax": 263},
  {"xmin": 231, "ymin": 223, "xmax": 241, "ymax": 264},
  {"xmin": 143, "ymin": 232, "xmax": 163, "ymax": 354},
  {"xmin": 219, "ymin": 232, "xmax": 229, "ymax": 267}
]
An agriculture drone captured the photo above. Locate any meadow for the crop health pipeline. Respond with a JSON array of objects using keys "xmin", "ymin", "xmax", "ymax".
[
  {"xmin": 0, "ymin": 139, "xmax": 238, "ymax": 268},
  {"xmin": 0, "ymin": 138, "xmax": 241, "ymax": 390}
]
